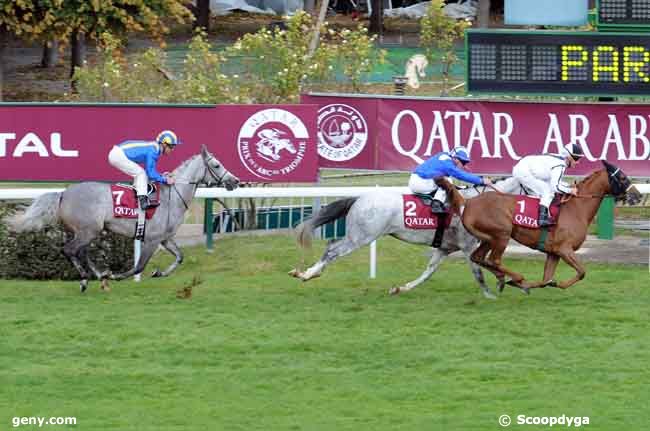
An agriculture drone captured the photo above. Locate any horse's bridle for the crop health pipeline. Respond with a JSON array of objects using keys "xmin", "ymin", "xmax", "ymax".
[{"xmin": 172, "ymin": 156, "xmax": 230, "ymax": 210}]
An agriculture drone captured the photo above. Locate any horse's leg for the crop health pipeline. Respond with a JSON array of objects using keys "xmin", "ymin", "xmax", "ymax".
[
  {"xmin": 62, "ymin": 231, "xmax": 96, "ymax": 293},
  {"xmin": 110, "ymin": 241, "xmax": 159, "ymax": 281},
  {"xmin": 470, "ymin": 241, "xmax": 506, "ymax": 292},
  {"xmin": 485, "ymin": 237, "xmax": 530, "ymax": 293},
  {"xmin": 389, "ymin": 248, "xmax": 447, "ymax": 295},
  {"xmin": 553, "ymin": 248, "xmax": 587, "ymax": 289},
  {"xmin": 465, "ymin": 256, "xmax": 497, "ymax": 300},
  {"xmin": 292, "ymin": 235, "xmax": 373, "ymax": 282},
  {"xmin": 517, "ymin": 254, "xmax": 561, "ymax": 290},
  {"xmin": 152, "ymin": 239, "xmax": 183, "ymax": 278}
]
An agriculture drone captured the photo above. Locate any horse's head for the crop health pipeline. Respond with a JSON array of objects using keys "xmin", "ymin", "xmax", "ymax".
[
  {"xmin": 602, "ymin": 160, "xmax": 641, "ymax": 205},
  {"xmin": 200, "ymin": 145, "xmax": 240, "ymax": 191}
]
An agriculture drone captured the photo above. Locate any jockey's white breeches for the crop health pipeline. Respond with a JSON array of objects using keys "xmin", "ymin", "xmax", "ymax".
[
  {"xmin": 408, "ymin": 174, "xmax": 448, "ymax": 202},
  {"xmin": 108, "ymin": 146, "xmax": 148, "ymax": 196},
  {"xmin": 513, "ymin": 164, "xmax": 553, "ymax": 208}
]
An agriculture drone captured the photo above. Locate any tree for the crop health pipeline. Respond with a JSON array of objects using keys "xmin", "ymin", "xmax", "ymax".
[
  {"xmin": 369, "ymin": 0, "xmax": 384, "ymax": 35},
  {"xmin": 194, "ymin": 0, "xmax": 210, "ymax": 32},
  {"xmin": 54, "ymin": 0, "xmax": 193, "ymax": 78},
  {"xmin": 420, "ymin": 0, "xmax": 469, "ymax": 96},
  {"xmin": 0, "ymin": 0, "xmax": 64, "ymax": 100},
  {"xmin": 477, "ymin": 0, "xmax": 491, "ymax": 28}
]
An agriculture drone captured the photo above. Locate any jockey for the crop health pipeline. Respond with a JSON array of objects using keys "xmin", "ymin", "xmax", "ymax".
[
  {"xmin": 409, "ymin": 146, "xmax": 492, "ymax": 212},
  {"xmin": 512, "ymin": 143, "xmax": 583, "ymax": 227},
  {"xmin": 108, "ymin": 130, "xmax": 180, "ymax": 210}
]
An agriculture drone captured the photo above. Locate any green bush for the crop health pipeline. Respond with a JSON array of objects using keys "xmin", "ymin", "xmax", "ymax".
[{"xmin": 0, "ymin": 202, "xmax": 134, "ymax": 280}]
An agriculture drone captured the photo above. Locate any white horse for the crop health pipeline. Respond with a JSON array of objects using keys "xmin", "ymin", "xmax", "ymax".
[
  {"xmin": 289, "ymin": 178, "xmax": 522, "ymax": 299},
  {"xmin": 405, "ymin": 54, "xmax": 428, "ymax": 89}
]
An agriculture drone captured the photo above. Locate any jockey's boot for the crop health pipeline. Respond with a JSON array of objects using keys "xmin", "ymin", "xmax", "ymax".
[
  {"xmin": 430, "ymin": 199, "xmax": 446, "ymax": 213},
  {"xmin": 138, "ymin": 195, "xmax": 152, "ymax": 210},
  {"xmin": 538, "ymin": 205, "xmax": 554, "ymax": 227}
]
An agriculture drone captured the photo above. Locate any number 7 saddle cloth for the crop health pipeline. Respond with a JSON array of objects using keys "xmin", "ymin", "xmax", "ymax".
[{"xmin": 110, "ymin": 183, "xmax": 160, "ymax": 219}]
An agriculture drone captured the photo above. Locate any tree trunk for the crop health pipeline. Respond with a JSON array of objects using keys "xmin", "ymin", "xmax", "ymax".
[
  {"xmin": 70, "ymin": 30, "xmax": 86, "ymax": 86},
  {"xmin": 194, "ymin": 0, "xmax": 210, "ymax": 32},
  {"xmin": 478, "ymin": 0, "xmax": 491, "ymax": 28},
  {"xmin": 0, "ymin": 26, "xmax": 6, "ymax": 102},
  {"xmin": 41, "ymin": 40, "xmax": 59, "ymax": 68},
  {"xmin": 308, "ymin": 0, "xmax": 330, "ymax": 57},
  {"xmin": 369, "ymin": 0, "xmax": 383, "ymax": 35}
]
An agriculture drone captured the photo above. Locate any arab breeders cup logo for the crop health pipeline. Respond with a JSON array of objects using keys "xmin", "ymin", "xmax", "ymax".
[
  {"xmin": 237, "ymin": 108, "xmax": 309, "ymax": 180},
  {"xmin": 317, "ymin": 104, "xmax": 368, "ymax": 162}
]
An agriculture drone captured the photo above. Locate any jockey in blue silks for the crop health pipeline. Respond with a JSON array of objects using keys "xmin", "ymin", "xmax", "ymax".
[
  {"xmin": 108, "ymin": 130, "xmax": 180, "ymax": 210},
  {"xmin": 408, "ymin": 146, "xmax": 492, "ymax": 213}
]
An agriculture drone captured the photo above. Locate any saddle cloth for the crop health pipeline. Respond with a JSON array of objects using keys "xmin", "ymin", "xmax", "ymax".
[
  {"xmin": 110, "ymin": 183, "xmax": 159, "ymax": 219},
  {"xmin": 512, "ymin": 195, "xmax": 561, "ymax": 229},
  {"xmin": 403, "ymin": 195, "xmax": 453, "ymax": 230}
]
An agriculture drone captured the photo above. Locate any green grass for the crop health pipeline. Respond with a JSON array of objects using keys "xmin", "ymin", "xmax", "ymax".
[{"xmin": 1, "ymin": 235, "xmax": 649, "ymax": 430}]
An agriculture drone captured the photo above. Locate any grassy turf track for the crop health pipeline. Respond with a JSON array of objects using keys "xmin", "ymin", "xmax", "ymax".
[{"xmin": 1, "ymin": 235, "xmax": 648, "ymax": 430}]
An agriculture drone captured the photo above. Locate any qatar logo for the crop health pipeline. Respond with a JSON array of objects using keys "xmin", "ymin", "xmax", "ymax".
[
  {"xmin": 317, "ymin": 104, "xmax": 368, "ymax": 162},
  {"xmin": 238, "ymin": 108, "xmax": 308, "ymax": 180}
]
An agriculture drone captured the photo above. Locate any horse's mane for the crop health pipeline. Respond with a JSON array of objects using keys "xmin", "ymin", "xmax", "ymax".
[{"xmin": 172, "ymin": 154, "xmax": 201, "ymax": 175}]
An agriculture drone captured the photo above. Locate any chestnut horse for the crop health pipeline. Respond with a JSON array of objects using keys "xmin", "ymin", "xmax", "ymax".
[{"xmin": 441, "ymin": 161, "xmax": 643, "ymax": 293}]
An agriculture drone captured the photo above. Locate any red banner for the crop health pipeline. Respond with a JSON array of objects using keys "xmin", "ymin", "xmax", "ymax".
[
  {"xmin": 0, "ymin": 104, "xmax": 318, "ymax": 182},
  {"xmin": 303, "ymin": 94, "xmax": 650, "ymax": 178}
]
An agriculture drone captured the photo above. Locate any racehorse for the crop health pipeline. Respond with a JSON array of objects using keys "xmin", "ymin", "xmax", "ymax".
[
  {"xmin": 289, "ymin": 178, "xmax": 522, "ymax": 299},
  {"xmin": 442, "ymin": 161, "xmax": 642, "ymax": 293},
  {"xmin": 6, "ymin": 145, "xmax": 239, "ymax": 292}
]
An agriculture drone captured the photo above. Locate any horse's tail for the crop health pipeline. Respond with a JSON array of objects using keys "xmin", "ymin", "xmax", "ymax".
[
  {"xmin": 295, "ymin": 197, "xmax": 358, "ymax": 249},
  {"xmin": 5, "ymin": 192, "xmax": 62, "ymax": 233}
]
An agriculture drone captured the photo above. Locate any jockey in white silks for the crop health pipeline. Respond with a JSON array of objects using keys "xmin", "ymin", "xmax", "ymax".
[
  {"xmin": 108, "ymin": 130, "xmax": 180, "ymax": 210},
  {"xmin": 512, "ymin": 142, "xmax": 583, "ymax": 227},
  {"xmin": 408, "ymin": 146, "xmax": 492, "ymax": 213}
]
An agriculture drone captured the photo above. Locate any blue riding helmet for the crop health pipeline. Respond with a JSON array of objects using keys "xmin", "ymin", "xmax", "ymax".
[
  {"xmin": 156, "ymin": 130, "xmax": 181, "ymax": 147},
  {"xmin": 450, "ymin": 146, "xmax": 471, "ymax": 164}
]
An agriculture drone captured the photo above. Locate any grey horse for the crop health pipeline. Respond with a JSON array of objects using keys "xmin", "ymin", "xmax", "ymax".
[
  {"xmin": 289, "ymin": 178, "xmax": 522, "ymax": 299},
  {"xmin": 7, "ymin": 145, "xmax": 239, "ymax": 292}
]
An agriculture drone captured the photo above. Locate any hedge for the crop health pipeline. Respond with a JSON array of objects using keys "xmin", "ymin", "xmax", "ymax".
[{"xmin": 0, "ymin": 202, "xmax": 134, "ymax": 280}]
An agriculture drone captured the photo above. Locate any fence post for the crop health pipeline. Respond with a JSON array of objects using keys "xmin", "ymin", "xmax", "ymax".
[
  {"xmin": 597, "ymin": 196, "xmax": 615, "ymax": 240},
  {"xmin": 204, "ymin": 198, "xmax": 214, "ymax": 252}
]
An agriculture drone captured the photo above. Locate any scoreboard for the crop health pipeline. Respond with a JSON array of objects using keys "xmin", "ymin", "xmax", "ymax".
[
  {"xmin": 466, "ymin": 30, "xmax": 650, "ymax": 96},
  {"xmin": 598, "ymin": 0, "xmax": 650, "ymax": 27}
]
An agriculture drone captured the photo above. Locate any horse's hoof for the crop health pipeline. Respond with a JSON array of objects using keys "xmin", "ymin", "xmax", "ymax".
[
  {"xmin": 547, "ymin": 280, "xmax": 557, "ymax": 288},
  {"xmin": 505, "ymin": 278, "xmax": 517, "ymax": 287},
  {"xmin": 389, "ymin": 287, "xmax": 401, "ymax": 295},
  {"xmin": 80, "ymin": 280, "xmax": 88, "ymax": 293},
  {"xmin": 288, "ymin": 269, "xmax": 301, "ymax": 278},
  {"xmin": 100, "ymin": 279, "xmax": 111, "ymax": 292},
  {"xmin": 151, "ymin": 269, "xmax": 162, "ymax": 278},
  {"xmin": 520, "ymin": 287, "xmax": 530, "ymax": 295},
  {"xmin": 497, "ymin": 281, "xmax": 506, "ymax": 293},
  {"xmin": 482, "ymin": 289, "xmax": 497, "ymax": 300}
]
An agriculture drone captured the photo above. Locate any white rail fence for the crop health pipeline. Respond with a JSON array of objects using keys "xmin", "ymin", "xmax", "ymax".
[{"xmin": 1, "ymin": 185, "xmax": 649, "ymax": 279}]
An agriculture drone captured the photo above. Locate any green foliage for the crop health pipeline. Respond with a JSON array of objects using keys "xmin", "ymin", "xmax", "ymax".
[
  {"xmin": 335, "ymin": 27, "xmax": 386, "ymax": 92},
  {"xmin": 420, "ymin": 0, "xmax": 470, "ymax": 95},
  {"xmin": 0, "ymin": 202, "xmax": 133, "ymax": 280},
  {"xmin": 71, "ymin": 12, "xmax": 387, "ymax": 104},
  {"xmin": 1, "ymin": 0, "xmax": 192, "ymax": 44}
]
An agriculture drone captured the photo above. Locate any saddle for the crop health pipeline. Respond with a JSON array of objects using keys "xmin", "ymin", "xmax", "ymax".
[{"xmin": 116, "ymin": 182, "xmax": 160, "ymax": 203}]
